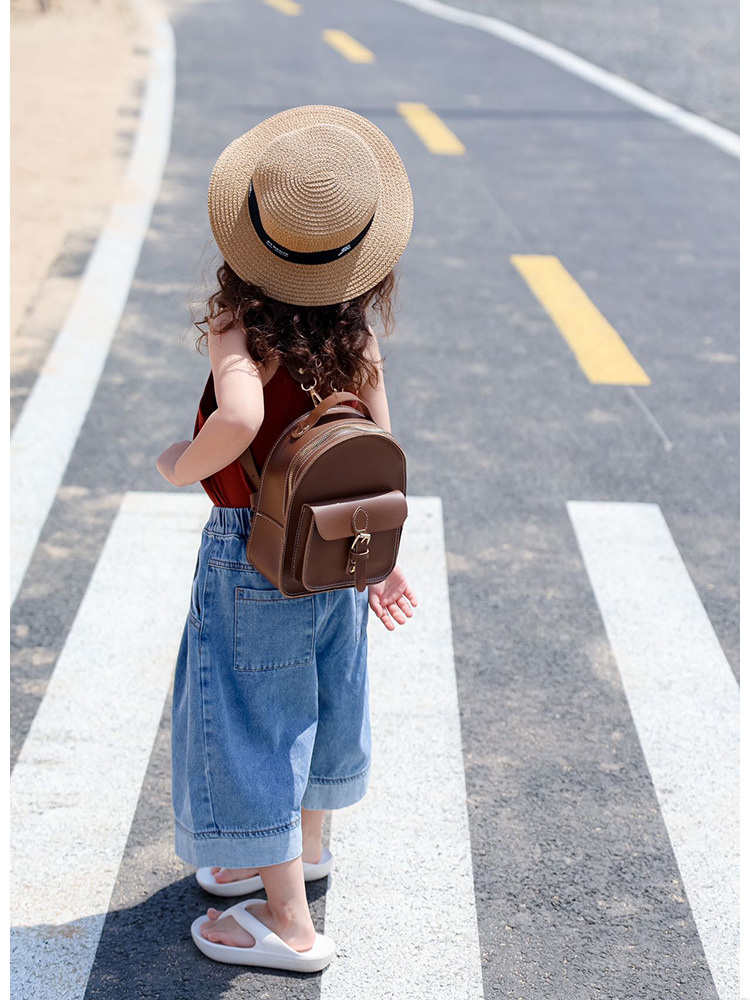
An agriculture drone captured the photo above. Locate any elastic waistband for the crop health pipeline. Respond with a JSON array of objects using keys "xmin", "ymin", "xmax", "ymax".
[{"xmin": 205, "ymin": 505, "xmax": 255, "ymax": 536}]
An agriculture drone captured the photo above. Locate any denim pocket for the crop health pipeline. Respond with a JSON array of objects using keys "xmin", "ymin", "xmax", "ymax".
[
  {"xmin": 234, "ymin": 587, "xmax": 314, "ymax": 671},
  {"xmin": 188, "ymin": 550, "xmax": 204, "ymax": 629}
]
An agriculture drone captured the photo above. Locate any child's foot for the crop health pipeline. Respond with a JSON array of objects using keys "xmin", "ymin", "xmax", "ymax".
[
  {"xmin": 209, "ymin": 843, "xmax": 323, "ymax": 884},
  {"xmin": 199, "ymin": 901, "xmax": 317, "ymax": 952}
]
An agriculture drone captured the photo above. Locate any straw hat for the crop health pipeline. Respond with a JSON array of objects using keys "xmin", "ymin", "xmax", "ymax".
[{"xmin": 207, "ymin": 105, "xmax": 413, "ymax": 306}]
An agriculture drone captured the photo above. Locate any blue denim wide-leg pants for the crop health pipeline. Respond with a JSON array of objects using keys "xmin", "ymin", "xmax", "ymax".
[{"xmin": 171, "ymin": 505, "xmax": 371, "ymax": 868}]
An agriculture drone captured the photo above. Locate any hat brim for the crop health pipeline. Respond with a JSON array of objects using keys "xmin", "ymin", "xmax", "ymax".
[{"xmin": 207, "ymin": 105, "xmax": 414, "ymax": 307}]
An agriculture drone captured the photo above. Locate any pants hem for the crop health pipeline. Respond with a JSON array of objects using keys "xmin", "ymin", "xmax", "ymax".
[
  {"xmin": 300, "ymin": 765, "xmax": 370, "ymax": 810},
  {"xmin": 174, "ymin": 820, "xmax": 303, "ymax": 868}
]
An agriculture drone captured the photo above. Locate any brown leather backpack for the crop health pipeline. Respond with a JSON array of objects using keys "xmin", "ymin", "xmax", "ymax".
[{"xmin": 238, "ymin": 359, "xmax": 408, "ymax": 598}]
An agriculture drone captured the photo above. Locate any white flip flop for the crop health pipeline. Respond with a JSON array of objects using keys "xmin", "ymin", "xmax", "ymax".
[
  {"xmin": 196, "ymin": 847, "xmax": 334, "ymax": 897},
  {"xmin": 191, "ymin": 897, "xmax": 336, "ymax": 972}
]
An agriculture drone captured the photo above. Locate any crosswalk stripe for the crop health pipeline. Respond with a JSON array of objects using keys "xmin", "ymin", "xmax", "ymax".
[
  {"xmin": 321, "ymin": 497, "xmax": 484, "ymax": 999},
  {"xmin": 10, "ymin": 492, "xmax": 211, "ymax": 1000},
  {"xmin": 567, "ymin": 501, "xmax": 739, "ymax": 1000},
  {"xmin": 396, "ymin": 102, "xmax": 466, "ymax": 154},
  {"xmin": 323, "ymin": 29, "xmax": 375, "ymax": 63},
  {"xmin": 9, "ymin": 7, "xmax": 175, "ymax": 608},
  {"xmin": 512, "ymin": 255, "xmax": 651, "ymax": 385}
]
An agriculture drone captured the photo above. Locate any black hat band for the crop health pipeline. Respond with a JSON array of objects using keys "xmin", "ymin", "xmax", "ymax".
[{"xmin": 248, "ymin": 182, "xmax": 375, "ymax": 265}]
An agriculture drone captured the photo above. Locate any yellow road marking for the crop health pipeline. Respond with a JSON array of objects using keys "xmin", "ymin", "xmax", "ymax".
[
  {"xmin": 396, "ymin": 102, "xmax": 465, "ymax": 155},
  {"xmin": 511, "ymin": 255, "xmax": 651, "ymax": 385},
  {"xmin": 323, "ymin": 29, "xmax": 375, "ymax": 63},
  {"xmin": 263, "ymin": 0, "xmax": 301, "ymax": 15}
]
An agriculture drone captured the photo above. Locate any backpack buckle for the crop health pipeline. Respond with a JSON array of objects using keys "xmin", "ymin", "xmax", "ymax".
[
  {"xmin": 301, "ymin": 379, "xmax": 323, "ymax": 406},
  {"xmin": 347, "ymin": 532, "xmax": 371, "ymax": 573}
]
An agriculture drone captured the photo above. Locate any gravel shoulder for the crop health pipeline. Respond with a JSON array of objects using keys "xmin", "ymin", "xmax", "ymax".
[{"xmin": 10, "ymin": 0, "xmax": 149, "ymax": 362}]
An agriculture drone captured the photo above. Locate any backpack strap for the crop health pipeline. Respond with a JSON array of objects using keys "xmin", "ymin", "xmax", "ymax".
[
  {"xmin": 236, "ymin": 358, "xmax": 312, "ymax": 494},
  {"xmin": 238, "ymin": 446, "xmax": 261, "ymax": 492},
  {"xmin": 237, "ymin": 356, "xmax": 354, "ymax": 495},
  {"xmin": 290, "ymin": 392, "xmax": 372, "ymax": 438}
]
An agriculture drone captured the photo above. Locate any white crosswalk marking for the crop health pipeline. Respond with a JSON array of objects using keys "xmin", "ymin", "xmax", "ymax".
[
  {"xmin": 10, "ymin": 492, "xmax": 211, "ymax": 1000},
  {"xmin": 567, "ymin": 501, "xmax": 739, "ymax": 1000},
  {"xmin": 17, "ymin": 493, "xmax": 732, "ymax": 996},
  {"xmin": 12, "ymin": 492, "xmax": 479, "ymax": 998},
  {"xmin": 321, "ymin": 496, "xmax": 485, "ymax": 999}
]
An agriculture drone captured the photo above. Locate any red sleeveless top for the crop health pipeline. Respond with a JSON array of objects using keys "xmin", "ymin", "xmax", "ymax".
[{"xmin": 193, "ymin": 363, "xmax": 361, "ymax": 507}]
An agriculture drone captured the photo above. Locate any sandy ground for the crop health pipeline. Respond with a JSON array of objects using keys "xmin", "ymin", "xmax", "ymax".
[{"xmin": 10, "ymin": 0, "xmax": 149, "ymax": 372}]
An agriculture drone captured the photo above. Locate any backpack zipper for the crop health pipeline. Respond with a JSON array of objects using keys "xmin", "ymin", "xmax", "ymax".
[
  {"xmin": 283, "ymin": 422, "xmax": 391, "ymax": 516},
  {"xmin": 255, "ymin": 405, "xmax": 362, "ymax": 504}
]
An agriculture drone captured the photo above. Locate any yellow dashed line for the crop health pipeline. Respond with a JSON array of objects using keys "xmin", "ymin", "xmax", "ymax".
[
  {"xmin": 323, "ymin": 29, "xmax": 375, "ymax": 63},
  {"xmin": 396, "ymin": 102, "xmax": 465, "ymax": 155},
  {"xmin": 511, "ymin": 255, "xmax": 651, "ymax": 385},
  {"xmin": 263, "ymin": 0, "xmax": 302, "ymax": 15}
]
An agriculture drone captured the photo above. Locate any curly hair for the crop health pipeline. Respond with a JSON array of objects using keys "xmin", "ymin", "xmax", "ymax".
[{"xmin": 193, "ymin": 261, "xmax": 398, "ymax": 396}]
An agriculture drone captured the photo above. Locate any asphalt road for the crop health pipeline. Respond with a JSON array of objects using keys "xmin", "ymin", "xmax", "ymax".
[
  {"xmin": 10, "ymin": 0, "xmax": 739, "ymax": 998},
  {"xmin": 439, "ymin": 0, "xmax": 740, "ymax": 131}
]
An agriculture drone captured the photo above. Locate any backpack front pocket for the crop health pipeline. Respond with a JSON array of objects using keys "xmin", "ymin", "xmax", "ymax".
[
  {"xmin": 234, "ymin": 587, "xmax": 314, "ymax": 672},
  {"xmin": 297, "ymin": 489, "xmax": 408, "ymax": 592}
]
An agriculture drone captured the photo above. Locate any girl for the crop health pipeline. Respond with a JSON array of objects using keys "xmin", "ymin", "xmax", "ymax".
[{"xmin": 156, "ymin": 105, "xmax": 417, "ymax": 973}]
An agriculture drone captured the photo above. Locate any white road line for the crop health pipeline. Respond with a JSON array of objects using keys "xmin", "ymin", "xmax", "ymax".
[
  {"xmin": 391, "ymin": 0, "xmax": 740, "ymax": 158},
  {"xmin": 625, "ymin": 386, "xmax": 674, "ymax": 452},
  {"xmin": 9, "ymin": 1, "xmax": 175, "ymax": 607},
  {"xmin": 10, "ymin": 491, "xmax": 211, "ymax": 1000},
  {"xmin": 567, "ymin": 501, "xmax": 739, "ymax": 1000},
  {"xmin": 322, "ymin": 497, "xmax": 484, "ymax": 999}
]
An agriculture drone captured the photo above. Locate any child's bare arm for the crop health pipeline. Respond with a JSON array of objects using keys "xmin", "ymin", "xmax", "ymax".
[
  {"xmin": 157, "ymin": 321, "xmax": 263, "ymax": 486},
  {"xmin": 357, "ymin": 326, "xmax": 392, "ymax": 432},
  {"xmin": 358, "ymin": 328, "xmax": 418, "ymax": 629}
]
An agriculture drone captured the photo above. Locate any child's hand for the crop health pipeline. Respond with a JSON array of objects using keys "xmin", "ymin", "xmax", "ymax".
[
  {"xmin": 156, "ymin": 441, "xmax": 192, "ymax": 486},
  {"xmin": 368, "ymin": 564, "xmax": 417, "ymax": 631}
]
